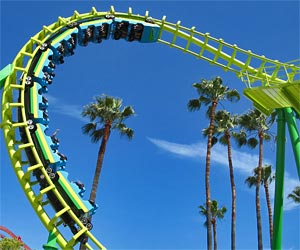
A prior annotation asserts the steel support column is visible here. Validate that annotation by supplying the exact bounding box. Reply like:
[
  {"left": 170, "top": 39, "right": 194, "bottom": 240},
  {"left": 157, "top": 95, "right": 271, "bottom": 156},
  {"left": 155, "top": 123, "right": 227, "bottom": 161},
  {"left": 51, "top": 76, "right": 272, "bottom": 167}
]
[{"left": 272, "top": 109, "right": 286, "bottom": 249}]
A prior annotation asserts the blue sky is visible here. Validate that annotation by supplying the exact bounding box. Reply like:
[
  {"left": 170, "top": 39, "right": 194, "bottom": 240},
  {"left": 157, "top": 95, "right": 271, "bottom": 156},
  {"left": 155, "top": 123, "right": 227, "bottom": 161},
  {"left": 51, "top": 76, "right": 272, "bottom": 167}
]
[{"left": 0, "top": 1, "right": 299, "bottom": 249}]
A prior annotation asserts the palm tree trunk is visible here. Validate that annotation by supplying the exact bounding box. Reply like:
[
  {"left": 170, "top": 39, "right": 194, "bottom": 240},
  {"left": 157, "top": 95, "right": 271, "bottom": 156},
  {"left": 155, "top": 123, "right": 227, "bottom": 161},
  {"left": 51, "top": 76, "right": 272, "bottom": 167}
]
[
  {"left": 205, "top": 101, "right": 217, "bottom": 250},
  {"left": 226, "top": 132, "right": 236, "bottom": 250},
  {"left": 212, "top": 220, "right": 217, "bottom": 250},
  {"left": 80, "top": 122, "right": 111, "bottom": 250},
  {"left": 264, "top": 181, "right": 273, "bottom": 249},
  {"left": 256, "top": 133, "right": 263, "bottom": 250},
  {"left": 89, "top": 122, "right": 111, "bottom": 203}
]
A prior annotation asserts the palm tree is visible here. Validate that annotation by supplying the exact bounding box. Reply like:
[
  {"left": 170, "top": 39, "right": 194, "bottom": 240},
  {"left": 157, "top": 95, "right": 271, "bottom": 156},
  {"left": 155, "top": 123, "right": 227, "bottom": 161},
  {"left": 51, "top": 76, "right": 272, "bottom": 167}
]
[
  {"left": 236, "top": 109, "right": 275, "bottom": 250},
  {"left": 245, "top": 165, "right": 275, "bottom": 249},
  {"left": 199, "top": 200, "right": 227, "bottom": 250},
  {"left": 261, "top": 164, "right": 275, "bottom": 249},
  {"left": 208, "top": 110, "right": 239, "bottom": 250},
  {"left": 188, "top": 76, "right": 239, "bottom": 250},
  {"left": 288, "top": 186, "right": 300, "bottom": 203},
  {"left": 82, "top": 95, "right": 135, "bottom": 204},
  {"left": 80, "top": 95, "right": 135, "bottom": 249}
]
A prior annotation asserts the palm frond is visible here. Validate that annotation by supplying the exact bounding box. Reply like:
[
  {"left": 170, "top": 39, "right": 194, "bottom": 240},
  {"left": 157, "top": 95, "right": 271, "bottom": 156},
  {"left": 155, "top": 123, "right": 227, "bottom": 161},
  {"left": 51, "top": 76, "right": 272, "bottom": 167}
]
[
  {"left": 91, "top": 128, "right": 105, "bottom": 143},
  {"left": 122, "top": 106, "right": 135, "bottom": 118},
  {"left": 114, "top": 123, "right": 134, "bottom": 139},
  {"left": 211, "top": 136, "right": 218, "bottom": 146},
  {"left": 232, "top": 131, "right": 247, "bottom": 147},
  {"left": 199, "top": 96, "right": 211, "bottom": 106},
  {"left": 187, "top": 99, "right": 201, "bottom": 111},
  {"left": 215, "top": 110, "right": 229, "bottom": 121},
  {"left": 120, "top": 127, "right": 134, "bottom": 139},
  {"left": 82, "top": 95, "right": 135, "bottom": 142},
  {"left": 202, "top": 126, "right": 220, "bottom": 137},
  {"left": 103, "top": 95, "right": 115, "bottom": 107},
  {"left": 245, "top": 175, "right": 257, "bottom": 188},
  {"left": 202, "top": 127, "right": 210, "bottom": 137},
  {"left": 193, "top": 82, "right": 207, "bottom": 95},
  {"left": 263, "top": 133, "right": 271, "bottom": 141},
  {"left": 82, "top": 122, "right": 97, "bottom": 135},
  {"left": 247, "top": 137, "right": 258, "bottom": 149},
  {"left": 287, "top": 186, "right": 300, "bottom": 203},
  {"left": 226, "top": 89, "right": 240, "bottom": 102},
  {"left": 199, "top": 204, "right": 207, "bottom": 216},
  {"left": 219, "top": 135, "right": 228, "bottom": 145},
  {"left": 210, "top": 200, "right": 227, "bottom": 219},
  {"left": 261, "top": 164, "right": 275, "bottom": 183}
]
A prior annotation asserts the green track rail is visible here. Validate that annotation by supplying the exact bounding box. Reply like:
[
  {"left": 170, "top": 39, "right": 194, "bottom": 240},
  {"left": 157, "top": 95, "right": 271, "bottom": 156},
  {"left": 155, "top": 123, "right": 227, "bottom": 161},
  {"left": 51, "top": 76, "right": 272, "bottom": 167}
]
[{"left": 1, "top": 6, "right": 299, "bottom": 249}]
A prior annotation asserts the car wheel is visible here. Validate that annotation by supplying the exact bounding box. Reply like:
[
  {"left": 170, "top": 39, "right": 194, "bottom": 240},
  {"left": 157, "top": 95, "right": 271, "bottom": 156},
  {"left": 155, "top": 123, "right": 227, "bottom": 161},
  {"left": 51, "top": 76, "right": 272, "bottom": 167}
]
[
  {"left": 67, "top": 22, "right": 78, "bottom": 28},
  {"left": 81, "top": 217, "right": 88, "bottom": 225},
  {"left": 25, "top": 76, "right": 33, "bottom": 87},
  {"left": 49, "top": 173, "right": 56, "bottom": 179},
  {"left": 105, "top": 14, "right": 114, "bottom": 19},
  {"left": 40, "top": 43, "right": 48, "bottom": 51},
  {"left": 46, "top": 167, "right": 52, "bottom": 173},
  {"left": 86, "top": 223, "right": 93, "bottom": 231}
]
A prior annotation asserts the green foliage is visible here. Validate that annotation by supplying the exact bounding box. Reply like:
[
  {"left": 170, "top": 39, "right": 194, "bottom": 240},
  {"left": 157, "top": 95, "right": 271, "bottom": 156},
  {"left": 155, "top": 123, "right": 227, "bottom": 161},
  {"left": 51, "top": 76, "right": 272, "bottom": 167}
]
[
  {"left": 287, "top": 186, "right": 300, "bottom": 204},
  {"left": 204, "top": 110, "right": 240, "bottom": 146},
  {"left": 202, "top": 110, "right": 241, "bottom": 150},
  {"left": 233, "top": 109, "right": 276, "bottom": 149},
  {"left": 187, "top": 76, "right": 240, "bottom": 113},
  {"left": 238, "top": 109, "right": 275, "bottom": 135},
  {"left": 199, "top": 199, "right": 227, "bottom": 226},
  {"left": 82, "top": 94, "right": 135, "bottom": 143},
  {"left": 245, "top": 165, "right": 275, "bottom": 188},
  {"left": 0, "top": 238, "right": 25, "bottom": 250}
]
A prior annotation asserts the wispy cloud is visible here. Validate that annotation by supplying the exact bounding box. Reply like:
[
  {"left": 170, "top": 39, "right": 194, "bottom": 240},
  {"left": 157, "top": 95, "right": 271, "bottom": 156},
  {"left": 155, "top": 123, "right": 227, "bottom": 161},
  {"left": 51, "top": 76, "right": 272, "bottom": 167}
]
[
  {"left": 147, "top": 137, "right": 263, "bottom": 175},
  {"left": 148, "top": 137, "right": 299, "bottom": 211},
  {"left": 45, "top": 94, "right": 88, "bottom": 122}
]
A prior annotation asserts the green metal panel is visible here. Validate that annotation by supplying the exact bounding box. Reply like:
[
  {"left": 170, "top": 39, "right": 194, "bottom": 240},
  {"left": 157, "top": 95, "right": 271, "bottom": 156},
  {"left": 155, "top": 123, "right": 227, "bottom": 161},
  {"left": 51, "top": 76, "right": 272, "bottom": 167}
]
[
  {"left": 244, "top": 82, "right": 300, "bottom": 115},
  {"left": 57, "top": 173, "right": 82, "bottom": 210},
  {"left": 284, "top": 108, "right": 300, "bottom": 179},
  {"left": 0, "top": 64, "right": 12, "bottom": 89}
]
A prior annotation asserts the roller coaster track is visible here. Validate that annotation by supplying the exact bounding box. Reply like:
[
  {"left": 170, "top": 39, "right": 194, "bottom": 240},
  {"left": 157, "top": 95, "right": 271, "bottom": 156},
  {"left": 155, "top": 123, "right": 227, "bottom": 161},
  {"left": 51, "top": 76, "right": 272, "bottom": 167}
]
[
  {"left": 0, "top": 225, "right": 31, "bottom": 250},
  {"left": 1, "top": 6, "right": 299, "bottom": 250}
]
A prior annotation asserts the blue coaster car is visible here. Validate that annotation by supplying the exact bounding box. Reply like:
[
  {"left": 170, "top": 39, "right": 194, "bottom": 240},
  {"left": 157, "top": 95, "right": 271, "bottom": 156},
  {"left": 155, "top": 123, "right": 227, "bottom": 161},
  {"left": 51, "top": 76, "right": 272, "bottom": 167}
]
[{"left": 111, "top": 17, "right": 160, "bottom": 43}]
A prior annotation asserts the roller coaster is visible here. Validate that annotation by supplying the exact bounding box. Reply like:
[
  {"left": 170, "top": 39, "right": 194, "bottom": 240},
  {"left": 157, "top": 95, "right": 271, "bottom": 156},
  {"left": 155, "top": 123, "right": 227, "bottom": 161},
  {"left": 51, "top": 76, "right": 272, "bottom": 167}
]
[{"left": 0, "top": 6, "right": 299, "bottom": 250}]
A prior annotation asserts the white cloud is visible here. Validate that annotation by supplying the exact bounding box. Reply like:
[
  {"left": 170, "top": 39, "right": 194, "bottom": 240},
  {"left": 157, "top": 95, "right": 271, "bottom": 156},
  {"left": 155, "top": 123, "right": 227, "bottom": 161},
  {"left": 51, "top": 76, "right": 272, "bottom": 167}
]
[
  {"left": 147, "top": 137, "right": 262, "bottom": 175},
  {"left": 148, "top": 137, "right": 300, "bottom": 211},
  {"left": 147, "top": 138, "right": 206, "bottom": 159},
  {"left": 44, "top": 94, "right": 87, "bottom": 122}
]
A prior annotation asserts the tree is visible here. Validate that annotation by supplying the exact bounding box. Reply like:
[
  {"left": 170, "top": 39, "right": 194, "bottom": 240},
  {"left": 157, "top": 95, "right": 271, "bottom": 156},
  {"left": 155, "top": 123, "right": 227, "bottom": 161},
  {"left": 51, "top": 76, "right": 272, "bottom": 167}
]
[
  {"left": 245, "top": 165, "right": 275, "bottom": 249},
  {"left": 288, "top": 186, "right": 300, "bottom": 204},
  {"left": 207, "top": 110, "right": 239, "bottom": 250},
  {"left": 188, "top": 76, "right": 239, "bottom": 250},
  {"left": 237, "top": 109, "right": 275, "bottom": 250},
  {"left": 80, "top": 95, "right": 135, "bottom": 249},
  {"left": 199, "top": 200, "right": 227, "bottom": 250},
  {"left": 0, "top": 238, "right": 26, "bottom": 250}
]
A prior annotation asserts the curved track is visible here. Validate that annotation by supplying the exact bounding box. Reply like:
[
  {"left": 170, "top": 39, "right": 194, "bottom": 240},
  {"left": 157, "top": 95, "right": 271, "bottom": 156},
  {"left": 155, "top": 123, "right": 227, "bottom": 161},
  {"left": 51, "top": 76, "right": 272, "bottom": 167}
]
[
  {"left": 1, "top": 6, "right": 299, "bottom": 250},
  {"left": 0, "top": 226, "right": 31, "bottom": 250}
]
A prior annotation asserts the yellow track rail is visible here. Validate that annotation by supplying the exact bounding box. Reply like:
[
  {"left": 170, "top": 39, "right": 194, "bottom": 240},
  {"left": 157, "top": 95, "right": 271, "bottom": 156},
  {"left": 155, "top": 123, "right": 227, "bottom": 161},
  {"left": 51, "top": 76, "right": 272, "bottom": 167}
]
[
  {"left": 1, "top": 50, "right": 106, "bottom": 249},
  {"left": 1, "top": 6, "right": 299, "bottom": 249}
]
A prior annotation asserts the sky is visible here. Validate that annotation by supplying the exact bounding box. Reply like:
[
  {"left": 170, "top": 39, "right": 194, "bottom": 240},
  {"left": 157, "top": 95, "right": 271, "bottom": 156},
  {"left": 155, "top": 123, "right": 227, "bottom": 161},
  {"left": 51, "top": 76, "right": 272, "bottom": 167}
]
[{"left": 0, "top": 1, "right": 299, "bottom": 250}]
